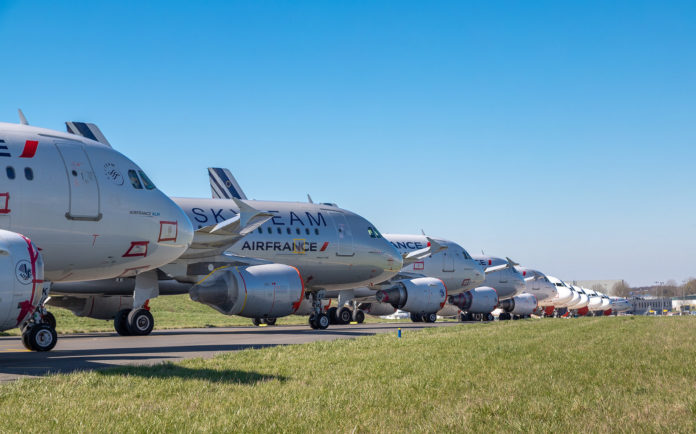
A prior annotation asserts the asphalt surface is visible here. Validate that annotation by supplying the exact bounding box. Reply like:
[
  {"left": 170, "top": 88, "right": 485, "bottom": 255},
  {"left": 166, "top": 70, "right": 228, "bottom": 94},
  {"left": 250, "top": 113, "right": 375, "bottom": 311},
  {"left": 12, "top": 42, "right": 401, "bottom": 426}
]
[{"left": 0, "top": 322, "right": 462, "bottom": 382}]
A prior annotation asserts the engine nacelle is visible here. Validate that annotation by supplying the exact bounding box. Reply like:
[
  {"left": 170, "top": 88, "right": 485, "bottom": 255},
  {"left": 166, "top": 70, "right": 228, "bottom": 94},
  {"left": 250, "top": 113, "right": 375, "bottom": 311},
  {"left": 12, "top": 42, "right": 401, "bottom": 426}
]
[
  {"left": 0, "top": 230, "right": 44, "bottom": 331},
  {"left": 47, "top": 295, "right": 133, "bottom": 320},
  {"left": 375, "top": 277, "right": 447, "bottom": 314},
  {"left": 498, "top": 293, "right": 537, "bottom": 316},
  {"left": 358, "top": 302, "right": 396, "bottom": 317},
  {"left": 449, "top": 287, "right": 498, "bottom": 314},
  {"left": 189, "top": 264, "right": 304, "bottom": 319}
]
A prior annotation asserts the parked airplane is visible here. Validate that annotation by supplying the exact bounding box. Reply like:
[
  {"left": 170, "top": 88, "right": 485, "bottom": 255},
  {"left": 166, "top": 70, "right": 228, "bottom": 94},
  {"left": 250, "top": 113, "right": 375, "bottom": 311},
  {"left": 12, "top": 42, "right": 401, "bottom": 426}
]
[
  {"left": 321, "top": 234, "right": 486, "bottom": 323},
  {"left": 0, "top": 114, "right": 194, "bottom": 350},
  {"left": 49, "top": 168, "right": 404, "bottom": 331}
]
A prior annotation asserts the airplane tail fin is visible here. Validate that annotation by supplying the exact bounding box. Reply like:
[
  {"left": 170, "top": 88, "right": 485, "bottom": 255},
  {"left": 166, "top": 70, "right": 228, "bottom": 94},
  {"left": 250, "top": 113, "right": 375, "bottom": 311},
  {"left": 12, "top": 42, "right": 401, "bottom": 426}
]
[
  {"left": 65, "top": 122, "right": 112, "bottom": 147},
  {"left": 208, "top": 167, "right": 247, "bottom": 200}
]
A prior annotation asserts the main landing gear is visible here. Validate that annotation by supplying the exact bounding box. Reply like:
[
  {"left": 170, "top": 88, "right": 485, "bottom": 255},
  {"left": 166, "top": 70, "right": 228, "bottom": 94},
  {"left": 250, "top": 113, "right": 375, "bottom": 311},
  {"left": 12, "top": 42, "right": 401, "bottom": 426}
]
[
  {"left": 21, "top": 286, "right": 58, "bottom": 352},
  {"left": 252, "top": 317, "right": 277, "bottom": 326},
  {"left": 308, "top": 290, "right": 330, "bottom": 330},
  {"left": 327, "top": 305, "right": 365, "bottom": 325},
  {"left": 410, "top": 312, "right": 437, "bottom": 323}
]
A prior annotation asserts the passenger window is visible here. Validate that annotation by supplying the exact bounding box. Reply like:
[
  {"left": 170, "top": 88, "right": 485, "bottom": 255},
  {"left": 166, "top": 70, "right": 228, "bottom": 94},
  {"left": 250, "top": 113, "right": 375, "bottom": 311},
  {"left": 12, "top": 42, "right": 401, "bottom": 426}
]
[
  {"left": 258, "top": 227, "right": 263, "bottom": 234},
  {"left": 267, "top": 227, "right": 272, "bottom": 234},
  {"left": 24, "top": 167, "right": 33, "bottom": 180},
  {"left": 286, "top": 228, "right": 291, "bottom": 235},
  {"left": 305, "top": 228, "right": 310, "bottom": 235},
  {"left": 277, "top": 228, "right": 282, "bottom": 234},
  {"left": 138, "top": 170, "right": 156, "bottom": 190},
  {"left": 314, "top": 228, "right": 319, "bottom": 235},
  {"left": 296, "top": 228, "right": 301, "bottom": 235},
  {"left": 6, "top": 166, "right": 15, "bottom": 179},
  {"left": 128, "top": 170, "right": 143, "bottom": 189}
]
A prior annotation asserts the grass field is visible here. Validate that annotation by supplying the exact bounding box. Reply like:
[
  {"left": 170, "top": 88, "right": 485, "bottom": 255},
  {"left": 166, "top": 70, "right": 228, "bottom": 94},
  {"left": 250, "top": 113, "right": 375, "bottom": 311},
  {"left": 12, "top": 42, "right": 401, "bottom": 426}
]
[
  {"left": 2, "top": 294, "right": 400, "bottom": 336},
  {"left": 1, "top": 316, "right": 695, "bottom": 432}
]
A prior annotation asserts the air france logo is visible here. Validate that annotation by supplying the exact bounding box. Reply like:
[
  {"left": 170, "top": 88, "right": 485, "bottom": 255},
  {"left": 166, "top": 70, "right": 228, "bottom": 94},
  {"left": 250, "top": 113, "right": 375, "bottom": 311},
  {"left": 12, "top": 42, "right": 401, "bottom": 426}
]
[
  {"left": 103, "top": 162, "right": 124, "bottom": 186},
  {"left": 15, "top": 260, "right": 32, "bottom": 285}
]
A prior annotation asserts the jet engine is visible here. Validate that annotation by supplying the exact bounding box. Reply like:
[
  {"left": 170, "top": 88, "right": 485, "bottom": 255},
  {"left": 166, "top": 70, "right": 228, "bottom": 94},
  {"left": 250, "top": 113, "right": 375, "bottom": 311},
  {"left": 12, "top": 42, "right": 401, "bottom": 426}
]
[
  {"left": 498, "top": 293, "right": 537, "bottom": 316},
  {"left": 189, "top": 264, "right": 304, "bottom": 319},
  {"left": 358, "top": 302, "right": 396, "bottom": 317},
  {"left": 0, "top": 230, "right": 44, "bottom": 331},
  {"left": 448, "top": 287, "right": 498, "bottom": 314},
  {"left": 375, "top": 277, "right": 447, "bottom": 314},
  {"left": 47, "top": 295, "right": 133, "bottom": 320}
]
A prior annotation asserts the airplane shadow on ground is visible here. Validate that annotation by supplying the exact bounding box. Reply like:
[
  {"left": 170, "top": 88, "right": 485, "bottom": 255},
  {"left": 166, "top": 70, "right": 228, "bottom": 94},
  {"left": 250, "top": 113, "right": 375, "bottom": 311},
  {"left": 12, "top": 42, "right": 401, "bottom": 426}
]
[{"left": 96, "top": 363, "right": 286, "bottom": 384}]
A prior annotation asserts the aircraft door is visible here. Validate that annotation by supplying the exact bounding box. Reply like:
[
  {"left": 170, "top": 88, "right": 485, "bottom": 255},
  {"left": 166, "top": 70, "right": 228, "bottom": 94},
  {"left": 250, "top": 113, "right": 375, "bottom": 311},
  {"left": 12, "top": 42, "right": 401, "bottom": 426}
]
[
  {"left": 442, "top": 251, "right": 455, "bottom": 272},
  {"left": 55, "top": 141, "right": 101, "bottom": 220},
  {"left": 330, "top": 211, "right": 354, "bottom": 256}
]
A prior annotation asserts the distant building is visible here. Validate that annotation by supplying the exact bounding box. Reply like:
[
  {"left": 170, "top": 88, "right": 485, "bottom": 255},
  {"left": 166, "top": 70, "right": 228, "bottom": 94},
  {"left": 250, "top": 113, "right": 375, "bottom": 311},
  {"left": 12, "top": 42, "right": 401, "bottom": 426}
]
[
  {"left": 631, "top": 297, "right": 672, "bottom": 315},
  {"left": 671, "top": 295, "right": 696, "bottom": 313},
  {"left": 570, "top": 279, "right": 624, "bottom": 293}
]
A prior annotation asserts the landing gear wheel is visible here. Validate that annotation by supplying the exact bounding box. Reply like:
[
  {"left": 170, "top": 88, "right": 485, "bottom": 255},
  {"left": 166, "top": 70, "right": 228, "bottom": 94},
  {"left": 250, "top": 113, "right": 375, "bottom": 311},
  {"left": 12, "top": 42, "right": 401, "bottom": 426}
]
[
  {"left": 265, "top": 318, "right": 277, "bottom": 326},
  {"left": 327, "top": 307, "right": 338, "bottom": 325},
  {"left": 338, "top": 307, "right": 352, "bottom": 324},
  {"left": 41, "top": 311, "right": 57, "bottom": 329},
  {"left": 114, "top": 309, "right": 131, "bottom": 336},
  {"left": 316, "top": 313, "right": 330, "bottom": 330},
  {"left": 309, "top": 314, "right": 319, "bottom": 330},
  {"left": 127, "top": 308, "right": 154, "bottom": 336},
  {"left": 23, "top": 324, "right": 57, "bottom": 352},
  {"left": 252, "top": 317, "right": 263, "bottom": 327},
  {"left": 486, "top": 313, "right": 494, "bottom": 321},
  {"left": 354, "top": 310, "right": 365, "bottom": 324},
  {"left": 424, "top": 313, "right": 437, "bottom": 323},
  {"left": 410, "top": 313, "right": 423, "bottom": 322}
]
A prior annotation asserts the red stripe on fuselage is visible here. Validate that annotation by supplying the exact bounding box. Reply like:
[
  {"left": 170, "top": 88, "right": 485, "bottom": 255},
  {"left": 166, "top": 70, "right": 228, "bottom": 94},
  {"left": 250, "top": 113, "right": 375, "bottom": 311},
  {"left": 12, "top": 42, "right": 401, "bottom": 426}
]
[{"left": 19, "top": 140, "right": 38, "bottom": 158}]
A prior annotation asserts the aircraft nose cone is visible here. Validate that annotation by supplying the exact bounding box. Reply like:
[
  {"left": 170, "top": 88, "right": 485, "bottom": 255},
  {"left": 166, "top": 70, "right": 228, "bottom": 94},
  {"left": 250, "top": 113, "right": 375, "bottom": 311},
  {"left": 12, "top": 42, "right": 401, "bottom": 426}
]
[{"left": 556, "top": 286, "right": 572, "bottom": 304}]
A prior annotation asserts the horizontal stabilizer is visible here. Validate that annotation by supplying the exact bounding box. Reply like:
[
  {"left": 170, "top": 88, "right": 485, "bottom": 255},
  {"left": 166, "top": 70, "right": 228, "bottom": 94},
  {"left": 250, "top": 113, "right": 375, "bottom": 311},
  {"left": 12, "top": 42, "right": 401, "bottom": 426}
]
[
  {"left": 485, "top": 257, "right": 517, "bottom": 274},
  {"left": 66, "top": 122, "right": 111, "bottom": 147}
]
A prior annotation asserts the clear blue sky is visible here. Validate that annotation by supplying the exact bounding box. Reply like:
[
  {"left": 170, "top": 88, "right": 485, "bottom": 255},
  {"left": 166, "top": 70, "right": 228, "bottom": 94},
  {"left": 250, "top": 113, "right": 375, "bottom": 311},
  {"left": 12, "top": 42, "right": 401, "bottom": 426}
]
[{"left": 1, "top": 1, "right": 694, "bottom": 286}]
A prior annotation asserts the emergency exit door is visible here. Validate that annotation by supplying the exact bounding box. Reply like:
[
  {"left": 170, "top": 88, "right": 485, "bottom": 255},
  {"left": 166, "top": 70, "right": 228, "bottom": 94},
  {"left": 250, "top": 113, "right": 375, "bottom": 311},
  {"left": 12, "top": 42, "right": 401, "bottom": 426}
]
[{"left": 55, "top": 141, "right": 101, "bottom": 220}]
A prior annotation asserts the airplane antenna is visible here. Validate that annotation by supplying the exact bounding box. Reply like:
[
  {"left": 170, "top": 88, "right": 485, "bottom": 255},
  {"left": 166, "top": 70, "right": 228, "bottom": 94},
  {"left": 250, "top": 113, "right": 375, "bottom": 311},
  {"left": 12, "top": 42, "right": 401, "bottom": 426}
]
[
  {"left": 307, "top": 194, "right": 314, "bottom": 204},
  {"left": 17, "top": 109, "right": 28, "bottom": 125}
]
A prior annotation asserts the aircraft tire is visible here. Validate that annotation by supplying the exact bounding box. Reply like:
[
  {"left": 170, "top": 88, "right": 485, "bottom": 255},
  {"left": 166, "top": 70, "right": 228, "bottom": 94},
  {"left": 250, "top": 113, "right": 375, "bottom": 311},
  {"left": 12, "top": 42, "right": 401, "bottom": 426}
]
[
  {"left": 21, "top": 328, "right": 34, "bottom": 350},
  {"left": 316, "top": 313, "right": 330, "bottom": 330},
  {"left": 410, "top": 313, "right": 422, "bottom": 322},
  {"left": 308, "top": 314, "right": 319, "bottom": 330},
  {"left": 265, "top": 317, "right": 277, "bottom": 326},
  {"left": 114, "top": 309, "right": 132, "bottom": 336},
  {"left": 26, "top": 324, "right": 57, "bottom": 352},
  {"left": 42, "top": 311, "right": 57, "bottom": 329},
  {"left": 424, "top": 313, "right": 437, "bottom": 323},
  {"left": 252, "top": 318, "right": 263, "bottom": 326},
  {"left": 338, "top": 307, "right": 352, "bottom": 324},
  {"left": 354, "top": 310, "right": 365, "bottom": 324},
  {"left": 127, "top": 308, "right": 154, "bottom": 336},
  {"left": 486, "top": 313, "right": 494, "bottom": 322}
]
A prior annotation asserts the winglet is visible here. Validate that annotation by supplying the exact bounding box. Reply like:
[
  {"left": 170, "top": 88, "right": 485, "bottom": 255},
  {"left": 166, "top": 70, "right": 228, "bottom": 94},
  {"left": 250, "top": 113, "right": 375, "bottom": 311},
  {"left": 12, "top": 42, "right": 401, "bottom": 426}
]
[
  {"left": 307, "top": 194, "right": 314, "bottom": 204},
  {"left": 232, "top": 197, "right": 273, "bottom": 230},
  {"left": 18, "top": 109, "right": 28, "bottom": 125},
  {"left": 421, "top": 229, "right": 426, "bottom": 235},
  {"left": 402, "top": 236, "right": 447, "bottom": 265},
  {"left": 506, "top": 257, "right": 519, "bottom": 267}
]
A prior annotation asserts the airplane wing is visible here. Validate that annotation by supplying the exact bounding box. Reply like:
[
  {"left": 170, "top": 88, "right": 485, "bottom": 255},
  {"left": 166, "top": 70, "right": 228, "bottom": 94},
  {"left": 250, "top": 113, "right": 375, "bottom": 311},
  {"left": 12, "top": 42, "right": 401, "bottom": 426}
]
[
  {"left": 401, "top": 237, "right": 447, "bottom": 266},
  {"left": 179, "top": 198, "right": 273, "bottom": 259}
]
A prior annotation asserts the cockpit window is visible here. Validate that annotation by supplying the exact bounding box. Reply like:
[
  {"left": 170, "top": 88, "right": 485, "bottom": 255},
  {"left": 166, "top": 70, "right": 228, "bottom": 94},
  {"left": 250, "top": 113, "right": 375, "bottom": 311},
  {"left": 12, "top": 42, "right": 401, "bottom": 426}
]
[
  {"left": 128, "top": 170, "right": 143, "bottom": 189},
  {"left": 138, "top": 170, "right": 156, "bottom": 190},
  {"left": 367, "top": 227, "right": 376, "bottom": 238},
  {"left": 373, "top": 227, "right": 382, "bottom": 238},
  {"left": 462, "top": 249, "right": 472, "bottom": 259}
]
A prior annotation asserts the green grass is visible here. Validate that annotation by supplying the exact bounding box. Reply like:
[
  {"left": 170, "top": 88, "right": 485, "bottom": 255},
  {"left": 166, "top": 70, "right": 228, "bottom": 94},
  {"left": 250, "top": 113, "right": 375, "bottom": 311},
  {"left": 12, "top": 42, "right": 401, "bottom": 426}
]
[
  {"left": 1, "top": 294, "right": 404, "bottom": 335},
  {"left": 1, "top": 317, "right": 695, "bottom": 432}
]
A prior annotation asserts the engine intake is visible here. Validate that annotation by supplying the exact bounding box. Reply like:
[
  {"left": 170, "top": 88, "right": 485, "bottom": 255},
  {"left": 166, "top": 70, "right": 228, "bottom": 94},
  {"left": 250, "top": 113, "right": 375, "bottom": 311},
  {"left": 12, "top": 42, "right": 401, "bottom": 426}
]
[
  {"left": 449, "top": 287, "right": 498, "bottom": 314},
  {"left": 189, "top": 264, "right": 304, "bottom": 319},
  {"left": 375, "top": 277, "right": 446, "bottom": 314}
]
